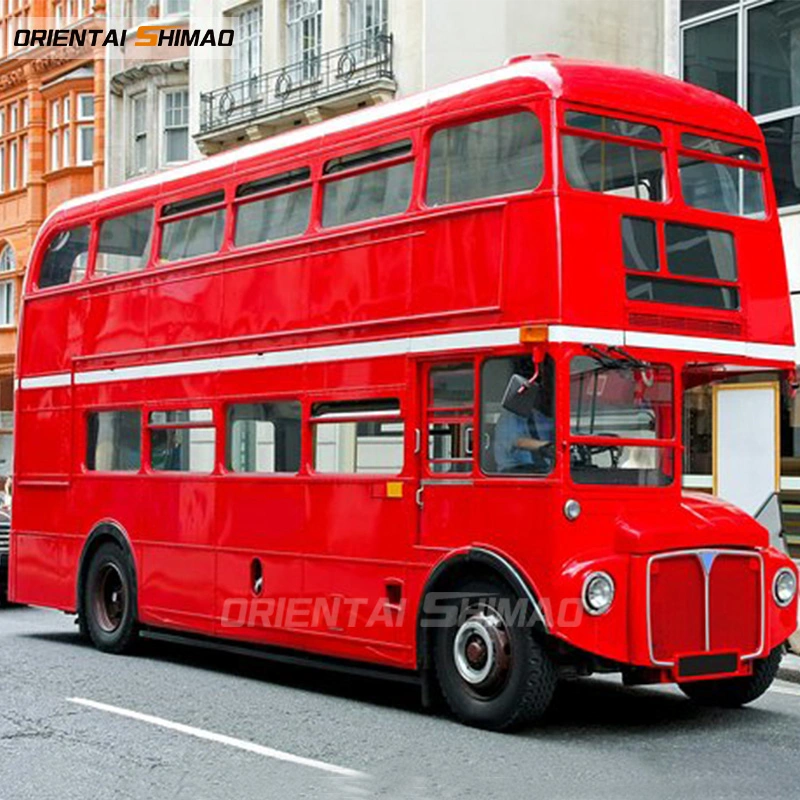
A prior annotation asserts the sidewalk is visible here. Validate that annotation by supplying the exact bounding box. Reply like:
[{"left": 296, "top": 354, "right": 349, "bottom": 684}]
[{"left": 780, "top": 652, "right": 800, "bottom": 685}]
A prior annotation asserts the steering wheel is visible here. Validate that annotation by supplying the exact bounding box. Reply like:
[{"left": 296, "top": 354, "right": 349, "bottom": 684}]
[{"left": 571, "top": 434, "right": 623, "bottom": 468}]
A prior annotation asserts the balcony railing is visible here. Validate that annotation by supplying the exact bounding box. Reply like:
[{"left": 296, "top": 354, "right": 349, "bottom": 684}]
[{"left": 199, "top": 34, "right": 395, "bottom": 135}]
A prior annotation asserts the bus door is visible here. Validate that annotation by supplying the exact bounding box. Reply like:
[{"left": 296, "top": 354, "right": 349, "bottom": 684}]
[{"left": 417, "top": 361, "right": 477, "bottom": 548}]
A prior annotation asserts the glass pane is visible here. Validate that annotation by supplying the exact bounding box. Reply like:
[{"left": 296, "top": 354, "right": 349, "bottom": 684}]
[
  {"left": 562, "top": 135, "right": 664, "bottom": 201},
  {"left": 481, "top": 355, "right": 555, "bottom": 476},
  {"left": 227, "top": 402, "right": 301, "bottom": 473},
  {"left": 160, "top": 208, "right": 225, "bottom": 261},
  {"left": 665, "top": 223, "right": 736, "bottom": 281},
  {"left": 565, "top": 111, "right": 661, "bottom": 142},
  {"left": 684, "top": 384, "right": 713, "bottom": 475},
  {"left": 681, "top": 0, "right": 735, "bottom": 21},
  {"left": 150, "top": 427, "right": 216, "bottom": 472},
  {"left": 430, "top": 364, "right": 473, "bottom": 409},
  {"left": 322, "top": 162, "right": 412, "bottom": 227},
  {"left": 622, "top": 217, "right": 659, "bottom": 272},
  {"left": 96, "top": 208, "right": 153, "bottom": 277},
  {"left": 748, "top": 1, "right": 800, "bottom": 117},
  {"left": 679, "top": 156, "right": 766, "bottom": 218},
  {"left": 760, "top": 115, "right": 800, "bottom": 208},
  {"left": 682, "top": 14, "right": 738, "bottom": 102},
  {"left": 681, "top": 133, "right": 760, "bottom": 163},
  {"left": 570, "top": 356, "right": 674, "bottom": 486},
  {"left": 150, "top": 409, "right": 212, "bottom": 424},
  {"left": 426, "top": 112, "right": 543, "bottom": 206},
  {"left": 627, "top": 275, "right": 740, "bottom": 310},
  {"left": 428, "top": 364, "right": 474, "bottom": 474},
  {"left": 314, "top": 420, "right": 403, "bottom": 474},
  {"left": 165, "top": 127, "right": 188, "bottom": 163},
  {"left": 38, "top": 225, "right": 91, "bottom": 288},
  {"left": 86, "top": 411, "right": 141, "bottom": 471},
  {"left": 235, "top": 186, "right": 311, "bottom": 246}
]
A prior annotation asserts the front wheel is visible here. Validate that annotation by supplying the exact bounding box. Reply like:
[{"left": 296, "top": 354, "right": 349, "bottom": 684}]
[
  {"left": 81, "top": 541, "right": 139, "bottom": 654},
  {"left": 679, "top": 647, "right": 782, "bottom": 707},
  {"left": 432, "top": 578, "right": 557, "bottom": 730}
]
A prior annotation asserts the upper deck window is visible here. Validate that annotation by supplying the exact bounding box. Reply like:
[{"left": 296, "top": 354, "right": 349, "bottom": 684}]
[
  {"left": 679, "top": 152, "right": 765, "bottom": 218},
  {"left": 160, "top": 191, "right": 226, "bottom": 262},
  {"left": 95, "top": 207, "right": 154, "bottom": 278},
  {"left": 38, "top": 225, "right": 91, "bottom": 288},
  {"left": 565, "top": 111, "right": 661, "bottom": 143},
  {"left": 321, "top": 141, "right": 414, "bottom": 228},
  {"left": 562, "top": 111, "right": 664, "bottom": 203},
  {"left": 681, "top": 133, "right": 760, "bottom": 163},
  {"left": 426, "top": 111, "right": 543, "bottom": 206},
  {"left": 235, "top": 167, "right": 311, "bottom": 247}
]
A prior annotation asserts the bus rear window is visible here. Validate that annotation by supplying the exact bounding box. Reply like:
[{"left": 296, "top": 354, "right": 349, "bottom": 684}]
[
  {"left": 679, "top": 155, "right": 765, "bottom": 218},
  {"left": 426, "top": 112, "right": 543, "bottom": 206},
  {"left": 665, "top": 223, "right": 736, "bottom": 281},
  {"left": 38, "top": 225, "right": 91, "bottom": 288}
]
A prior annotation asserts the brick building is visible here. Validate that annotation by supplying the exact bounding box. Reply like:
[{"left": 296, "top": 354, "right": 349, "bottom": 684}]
[{"left": 0, "top": 0, "right": 105, "bottom": 473}]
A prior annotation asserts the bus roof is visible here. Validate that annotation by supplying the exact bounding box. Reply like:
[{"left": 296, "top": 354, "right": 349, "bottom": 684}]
[{"left": 52, "top": 56, "right": 759, "bottom": 223}]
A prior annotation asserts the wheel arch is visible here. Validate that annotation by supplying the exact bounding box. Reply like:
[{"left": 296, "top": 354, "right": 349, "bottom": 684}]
[
  {"left": 415, "top": 546, "right": 549, "bottom": 671},
  {"left": 76, "top": 519, "right": 139, "bottom": 619}
]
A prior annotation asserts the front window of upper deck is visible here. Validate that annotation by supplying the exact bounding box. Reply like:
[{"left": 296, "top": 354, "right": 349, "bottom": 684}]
[
  {"left": 679, "top": 133, "right": 766, "bottom": 219},
  {"left": 561, "top": 111, "right": 666, "bottom": 202},
  {"left": 569, "top": 354, "right": 674, "bottom": 486}
]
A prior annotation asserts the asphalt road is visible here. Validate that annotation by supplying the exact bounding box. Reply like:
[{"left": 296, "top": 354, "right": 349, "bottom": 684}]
[{"left": 1, "top": 606, "right": 800, "bottom": 800}]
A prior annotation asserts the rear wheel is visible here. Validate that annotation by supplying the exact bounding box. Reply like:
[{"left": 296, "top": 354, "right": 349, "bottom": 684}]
[
  {"left": 679, "top": 647, "right": 782, "bottom": 707},
  {"left": 432, "top": 577, "right": 557, "bottom": 730},
  {"left": 81, "top": 541, "right": 139, "bottom": 654}
]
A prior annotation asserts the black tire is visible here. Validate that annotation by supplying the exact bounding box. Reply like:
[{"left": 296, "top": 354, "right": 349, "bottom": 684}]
[
  {"left": 81, "top": 541, "right": 139, "bottom": 654},
  {"left": 432, "top": 577, "right": 557, "bottom": 731},
  {"left": 679, "top": 647, "right": 782, "bottom": 707}
]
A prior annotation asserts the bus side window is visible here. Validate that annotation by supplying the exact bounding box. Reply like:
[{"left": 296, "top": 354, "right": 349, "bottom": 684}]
[
  {"left": 38, "top": 225, "right": 91, "bottom": 288},
  {"left": 426, "top": 112, "right": 543, "bottom": 207},
  {"left": 95, "top": 207, "right": 154, "bottom": 278},
  {"left": 427, "top": 364, "right": 474, "bottom": 474},
  {"left": 311, "top": 399, "right": 404, "bottom": 474},
  {"left": 149, "top": 409, "right": 216, "bottom": 473},
  {"left": 86, "top": 410, "right": 141, "bottom": 471},
  {"left": 322, "top": 140, "right": 414, "bottom": 228},
  {"left": 227, "top": 401, "right": 301, "bottom": 473},
  {"left": 160, "top": 191, "right": 226, "bottom": 263}
]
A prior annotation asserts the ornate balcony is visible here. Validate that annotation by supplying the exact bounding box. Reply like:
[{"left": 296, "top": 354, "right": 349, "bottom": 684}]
[{"left": 196, "top": 34, "right": 396, "bottom": 151}]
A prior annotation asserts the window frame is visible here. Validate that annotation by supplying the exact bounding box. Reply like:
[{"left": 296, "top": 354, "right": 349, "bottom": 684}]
[
  {"left": 157, "top": 190, "right": 228, "bottom": 265},
  {"left": 559, "top": 105, "right": 668, "bottom": 203},
  {"left": 85, "top": 408, "right": 143, "bottom": 474},
  {"left": 161, "top": 88, "right": 190, "bottom": 166},
  {"left": 146, "top": 407, "right": 217, "bottom": 475},
  {"left": 91, "top": 204, "right": 156, "bottom": 281}
]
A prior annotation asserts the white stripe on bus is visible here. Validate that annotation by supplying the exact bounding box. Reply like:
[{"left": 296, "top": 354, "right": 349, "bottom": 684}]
[{"left": 16, "top": 325, "right": 795, "bottom": 391}]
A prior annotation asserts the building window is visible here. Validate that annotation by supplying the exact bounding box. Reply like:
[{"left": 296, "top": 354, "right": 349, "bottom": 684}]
[
  {"left": 163, "top": 89, "right": 189, "bottom": 164},
  {"left": 130, "top": 93, "right": 147, "bottom": 175},
  {"left": 164, "top": 0, "right": 189, "bottom": 15},
  {"left": 0, "top": 244, "right": 15, "bottom": 327},
  {"left": 286, "top": 0, "right": 322, "bottom": 83},
  {"left": 9, "top": 140, "right": 17, "bottom": 190},
  {"left": 347, "top": 0, "right": 387, "bottom": 60},
  {"left": 0, "top": 146, "right": 4, "bottom": 193},
  {"left": 231, "top": 4, "right": 262, "bottom": 84},
  {"left": 680, "top": 0, "right": 800, "bottom": 208},
  {"left": 77, "top": 124, "right": 94, "bottom": 165}
]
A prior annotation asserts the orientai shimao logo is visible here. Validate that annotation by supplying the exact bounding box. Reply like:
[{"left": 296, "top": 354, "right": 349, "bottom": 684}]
[{"left": 14, "top": 25, "right": 234, "bottom": 49}]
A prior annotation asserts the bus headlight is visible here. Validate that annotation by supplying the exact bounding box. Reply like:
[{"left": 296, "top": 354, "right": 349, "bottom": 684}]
[
  {"left": 773, "top": 568, "right": 797, "bottom": 607},
  {"left": 583, "top": 572, "right": 615, "bottom": 616}
]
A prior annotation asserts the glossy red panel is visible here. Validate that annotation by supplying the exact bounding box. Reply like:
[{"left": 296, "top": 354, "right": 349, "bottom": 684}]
[
  {"left": 650, "top": 556, "right": 705, "bottom": 662},
  {"left": 709, "top": 554, "right": 761, "bottom": 655}
]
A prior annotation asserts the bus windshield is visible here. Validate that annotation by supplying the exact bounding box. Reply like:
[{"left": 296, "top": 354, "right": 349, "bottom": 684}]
[{"left": 569, "top": 355, "right": 674, "bottom": 486}]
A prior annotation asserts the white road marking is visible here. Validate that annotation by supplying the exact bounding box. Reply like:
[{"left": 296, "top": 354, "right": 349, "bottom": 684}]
[
  {"left": 769, "top": 682, "right": 800, "bottom": 698},
  {"left": 67, "top": 697, "right": 365, "bottom": 778}
]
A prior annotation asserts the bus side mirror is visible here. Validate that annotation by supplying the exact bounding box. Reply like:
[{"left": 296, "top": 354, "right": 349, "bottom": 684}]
[{"left": 501, "top": 374, "right": 540, "bottom": 418}]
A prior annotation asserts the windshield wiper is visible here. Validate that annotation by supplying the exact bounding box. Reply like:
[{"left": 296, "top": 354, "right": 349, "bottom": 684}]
[{"left": 608, "top": 346, "right": 650, "bottom": 370}]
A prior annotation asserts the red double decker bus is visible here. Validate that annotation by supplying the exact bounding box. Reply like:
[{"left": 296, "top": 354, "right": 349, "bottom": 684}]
[{"left": 9, "top": 55, "right": 799, "bottom": 730}]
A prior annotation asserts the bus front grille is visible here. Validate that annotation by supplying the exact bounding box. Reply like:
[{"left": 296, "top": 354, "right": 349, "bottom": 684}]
[{"left": 647, "top": 550, "right": 763, "bottom": 666}]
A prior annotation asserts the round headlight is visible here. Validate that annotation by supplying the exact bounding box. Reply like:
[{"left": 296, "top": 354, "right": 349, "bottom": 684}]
[
  {"left": 564, "top": 499, "right": 582, "bottom": 521},
  {"left": 773, "top": 568, "right": 797, "bottom": 607},
  {"left": 583, "top": 572, "right": 615, "bottom": 616}
]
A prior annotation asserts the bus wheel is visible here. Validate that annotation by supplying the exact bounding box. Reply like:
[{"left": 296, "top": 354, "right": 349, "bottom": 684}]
[
  {"left": 432, "top": 577, "right": 557, "bottom": 730},
  {"left": 82, "top": 542, "right": 138, "bottom": 654},
  {"left": 678, "top": 647, "right": 782, "bottom": 708}
]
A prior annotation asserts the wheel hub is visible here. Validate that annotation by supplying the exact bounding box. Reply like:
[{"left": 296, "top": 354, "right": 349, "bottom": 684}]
[
  {"left": 452, "top": 605, "right": 511, "bottom": 695},
  {"left": 93, "top": 563, "right": 126, "bottom": 634}
]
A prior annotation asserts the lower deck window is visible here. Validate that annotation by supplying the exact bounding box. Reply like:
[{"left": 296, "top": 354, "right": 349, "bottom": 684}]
[
  {"left": 86, "top": 411, "right": 141, "bottom": 471},
  {"left": 227, "top": 402, "right": 301, "bottom": 473},
  {"left": 312, "top": 399, "right": 403, "bottom": 474},
  {"left": 149, "top": 409, "right": 215, "bottom": 473}
]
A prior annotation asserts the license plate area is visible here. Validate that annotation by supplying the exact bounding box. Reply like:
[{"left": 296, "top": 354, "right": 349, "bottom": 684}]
[{"left": 677, "top": 652, "right": 739, "bottom": 679}]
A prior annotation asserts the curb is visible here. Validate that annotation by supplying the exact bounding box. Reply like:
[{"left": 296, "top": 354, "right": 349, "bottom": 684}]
[{"left": 779, "top": 652, "right": 800, "bottom": 686}]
